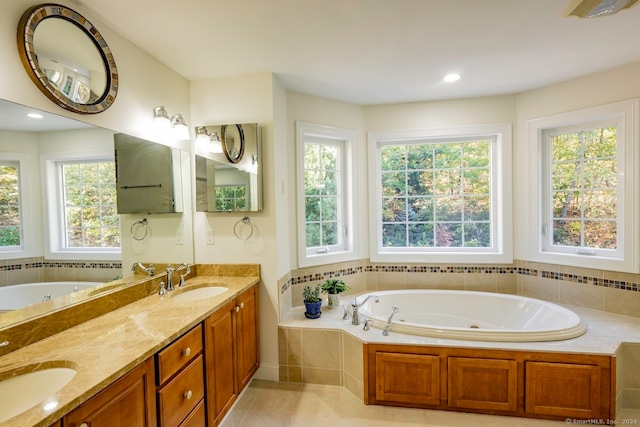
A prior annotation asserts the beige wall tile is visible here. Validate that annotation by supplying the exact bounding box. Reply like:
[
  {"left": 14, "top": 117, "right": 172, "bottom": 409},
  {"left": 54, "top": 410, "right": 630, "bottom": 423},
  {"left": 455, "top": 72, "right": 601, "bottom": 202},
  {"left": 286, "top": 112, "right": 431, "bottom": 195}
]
[
  {"left": 278, "top": 327, "right": 288, "bottom": 364},
  {"left": 288, "top": 366, "right": 302, "bottom": 382},
  {"left": 375, "top": 272, "right": 405, "bottom": 290},
  {"left": 558, "top": 281, "right": 604, "bottom": 311},
  {"left": 621, "top": 343, "right": 640, "bottom": 389},
  {"left": 302, "top": 367, "right": 341, "bottom": 385},
  {"left": 342, "top": 333, "right": 363, "bottom": 381},
  {"left": 463, "top": 273, "right": 497, "bottom": 292},
  {"left": 604, "top": 288, "right": 640, "bottom": 319},
  {"left": 286, "top": 328, "right": 302, "bottom": 366},
  {"left": 496, "top": 275, "right": 517, "bottom": 294},
  {"left": 343, "top": 372, "right": 364, "bottom": 401},
  {"left": 519, "top": 276, "right": 559, "bottom": 302},
  {"left": 301, "top": 329, "right": 341, "bottom": 369}
]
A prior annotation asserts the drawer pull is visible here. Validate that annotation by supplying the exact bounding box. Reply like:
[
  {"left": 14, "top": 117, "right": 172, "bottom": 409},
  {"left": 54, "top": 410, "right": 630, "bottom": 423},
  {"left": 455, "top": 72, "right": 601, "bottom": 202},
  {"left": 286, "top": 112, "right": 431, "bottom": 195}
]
[
  {"left": 79, "top": 424, "right": 88, "bottom": 427},
  {"left": 240, "top": 302, "right": 245, "bottom": 309},
  {"left": 183, "top": 347, "right": 191, "bottom": 357},
  {"left": 235, "top": 306, "right": 240, "bottom": 313},
  {"left": 184, "top": 390, "right": 193, "bottom": 400}
]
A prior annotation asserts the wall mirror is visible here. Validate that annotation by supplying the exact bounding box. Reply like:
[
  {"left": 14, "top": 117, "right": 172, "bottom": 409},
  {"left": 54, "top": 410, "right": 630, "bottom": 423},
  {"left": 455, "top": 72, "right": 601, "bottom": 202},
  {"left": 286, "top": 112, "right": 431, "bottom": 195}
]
[
  {"left": 0, "top": 98, "right": 193, "bottom": 327},
  {"left": 16, "top": 3, "right": 118, "bottom": 114},
  {"left": 195, "top": 123, "right": 263, "bottom": 212}
]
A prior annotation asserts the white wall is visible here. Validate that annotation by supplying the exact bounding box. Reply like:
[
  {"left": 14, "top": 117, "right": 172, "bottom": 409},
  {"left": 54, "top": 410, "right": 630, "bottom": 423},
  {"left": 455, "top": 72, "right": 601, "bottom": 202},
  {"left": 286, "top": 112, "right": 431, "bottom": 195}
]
[
  {"left": 514, "top": 61, "right": 640, "bottom": 260},
  {"left": 189, "top": 73, "right": 280, "bottom": 380}
]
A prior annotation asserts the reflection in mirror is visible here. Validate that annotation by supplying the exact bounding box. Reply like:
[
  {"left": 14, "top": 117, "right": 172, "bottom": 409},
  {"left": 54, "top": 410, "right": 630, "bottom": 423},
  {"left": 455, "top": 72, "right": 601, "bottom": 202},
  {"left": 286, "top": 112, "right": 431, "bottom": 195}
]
[
  {"left": 0, "top": 99, "right": 193, "bottom": 327},
  {"left": 195, "top": 123, "right": 262, "bottom": 212},
  {"left": 17, "top": 4, "right": 119, "bottom": 114}
]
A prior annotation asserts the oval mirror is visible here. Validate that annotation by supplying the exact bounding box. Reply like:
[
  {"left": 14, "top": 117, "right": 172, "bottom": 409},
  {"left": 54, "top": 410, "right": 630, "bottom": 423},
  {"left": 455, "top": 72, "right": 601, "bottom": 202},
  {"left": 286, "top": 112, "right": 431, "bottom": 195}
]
[
  {"left": 221, "top": 124, "right": 245, "bottom": 163},
  {"left": 17, "top": 4, "right": 119, "bottom": 114}
]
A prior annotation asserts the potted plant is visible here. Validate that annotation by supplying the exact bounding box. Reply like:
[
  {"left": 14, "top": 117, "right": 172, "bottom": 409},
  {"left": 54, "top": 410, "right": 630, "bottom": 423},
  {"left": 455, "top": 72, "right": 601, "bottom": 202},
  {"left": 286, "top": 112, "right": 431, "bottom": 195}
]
[
  {"left": 302, "top": 285, "right": 322, "bottom": 319},
  {"left": 320, "top": 278, "right": 351, "bottom": 309}
]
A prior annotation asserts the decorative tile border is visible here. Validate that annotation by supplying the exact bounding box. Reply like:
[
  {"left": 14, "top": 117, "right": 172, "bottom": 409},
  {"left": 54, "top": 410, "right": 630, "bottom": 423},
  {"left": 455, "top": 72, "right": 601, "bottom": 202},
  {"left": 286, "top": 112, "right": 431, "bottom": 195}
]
[
  {"left": 280, "top": 261, "right": 640, "bottom": 294},
  {"left": 1, "top": 259, "right": 122, "bottom": 271}
]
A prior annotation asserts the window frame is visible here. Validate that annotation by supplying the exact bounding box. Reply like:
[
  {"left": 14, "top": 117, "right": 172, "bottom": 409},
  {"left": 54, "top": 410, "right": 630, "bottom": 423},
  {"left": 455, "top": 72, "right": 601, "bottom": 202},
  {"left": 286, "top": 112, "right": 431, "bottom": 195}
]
[
  {"left": 368, "top": 124, "right": 513, "bottom": 263},
  {"left": 296, "top": 121, "right": 359, "bottom": 268},
  {"left": 42, "top": 150, "right": 121, "bottom": 261},
  {"left": 529, "top": 99, "right": 639, "bottom": 273},
  {"left": 0, "top": 153, "right": 32, "bottom": 259}
]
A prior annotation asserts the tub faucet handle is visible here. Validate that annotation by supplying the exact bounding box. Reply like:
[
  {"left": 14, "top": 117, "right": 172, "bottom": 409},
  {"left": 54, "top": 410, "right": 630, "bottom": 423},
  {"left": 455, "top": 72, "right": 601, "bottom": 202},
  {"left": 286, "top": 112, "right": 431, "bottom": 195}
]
[
  {"left": 382, "top": 306, "right": 399, "bottom": 336},
  {"left": 342, "top": 305, "right": 350, "bottom": 320},
  {"left": 363, "top": 319, "right": 370, "bottom": 331}
]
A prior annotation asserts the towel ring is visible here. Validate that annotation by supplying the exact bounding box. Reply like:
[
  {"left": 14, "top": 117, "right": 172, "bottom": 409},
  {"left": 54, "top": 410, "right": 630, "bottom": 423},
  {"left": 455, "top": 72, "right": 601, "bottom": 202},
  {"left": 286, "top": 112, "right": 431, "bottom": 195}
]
[
  {"left": 131, "top": 218, "right": 148, "bottom": 241},
  {"left": 233, "top": 216, "right": 255, "bottom": 240}
]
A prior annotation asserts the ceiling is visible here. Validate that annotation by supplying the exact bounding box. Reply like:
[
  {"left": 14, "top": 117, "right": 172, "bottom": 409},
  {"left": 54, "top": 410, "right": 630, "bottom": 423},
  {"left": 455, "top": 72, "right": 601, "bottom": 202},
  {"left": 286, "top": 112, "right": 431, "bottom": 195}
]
[{"left": 72, "top": 0, "right": 640, "bottom": 106}]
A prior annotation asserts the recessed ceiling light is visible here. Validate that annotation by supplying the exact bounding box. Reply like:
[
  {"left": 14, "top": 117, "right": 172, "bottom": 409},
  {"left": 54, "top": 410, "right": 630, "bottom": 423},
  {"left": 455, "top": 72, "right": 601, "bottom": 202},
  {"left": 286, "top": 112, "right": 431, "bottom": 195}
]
[
  {"left": 443, "top": 73, "right": 461, "bottom": 83},
  {"left": 26, "top": 112, "right": 44, "bottom": 119}
]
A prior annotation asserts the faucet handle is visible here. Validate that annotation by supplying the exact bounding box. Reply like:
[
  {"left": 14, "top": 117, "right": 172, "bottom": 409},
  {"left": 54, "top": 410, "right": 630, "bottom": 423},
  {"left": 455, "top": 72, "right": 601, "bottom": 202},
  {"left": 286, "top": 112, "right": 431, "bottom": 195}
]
[
  {"left": 342, "top": 305, "right": 350, "bottom": 320},
  {"left": 159, "top": 281, "right": 167, "bottom": 295}
]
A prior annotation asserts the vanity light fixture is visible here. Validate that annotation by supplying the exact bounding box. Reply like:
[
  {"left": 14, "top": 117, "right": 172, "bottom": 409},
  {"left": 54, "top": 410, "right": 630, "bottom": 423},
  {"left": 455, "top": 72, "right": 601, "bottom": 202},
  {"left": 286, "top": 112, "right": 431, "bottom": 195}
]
[
  {"left": 171, "top": 113, "right": 190, "bottom": 140},
  {"left": 564, "top": 0, "right": 639, "bottom": 17},
  {"left": 195, "top": 126, "right": 223, "bottom": 153},
  {"left": 152, "top": 105, "right": 171, "bottom": 130}
]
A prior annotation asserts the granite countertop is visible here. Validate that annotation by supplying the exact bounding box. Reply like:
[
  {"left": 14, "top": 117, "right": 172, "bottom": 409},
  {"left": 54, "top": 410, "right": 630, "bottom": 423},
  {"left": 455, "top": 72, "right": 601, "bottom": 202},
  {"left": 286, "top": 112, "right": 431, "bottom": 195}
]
[
  {"left": 281, "top": 291, "right": 640, "bottom": 355},
  {"left": 0, "top": 275, "right": 260, "bottom": 427}
]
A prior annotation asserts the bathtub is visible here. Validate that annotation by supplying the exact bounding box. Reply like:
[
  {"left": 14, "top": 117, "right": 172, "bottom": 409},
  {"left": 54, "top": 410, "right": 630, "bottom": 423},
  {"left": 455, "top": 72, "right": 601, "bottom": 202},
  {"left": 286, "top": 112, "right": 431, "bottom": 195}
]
[
  {"left": 0, "top": 282, "right": 101, "bottom": 311},
  {"left": 356, "top": 290, "right": 587, "bottom": 342}
]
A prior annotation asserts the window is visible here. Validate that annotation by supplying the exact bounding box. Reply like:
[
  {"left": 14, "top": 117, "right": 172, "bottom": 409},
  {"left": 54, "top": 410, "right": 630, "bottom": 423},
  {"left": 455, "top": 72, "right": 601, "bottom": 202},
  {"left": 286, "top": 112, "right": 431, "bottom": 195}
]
[
  {"left": 0, "top": 154, "right": 31, "bottom": 257},
  {"left": 43, "top": 152, "right": 121, "bottom": 260},
  {"left": 530, "top": 99, "right": 639, "bottom": 272},
  {"left": 368, "top": 124, "right": 512, "bottom": 263},
  {"left": 215, "top": 185, "right": 246, "bottom": 211},
  {"left": 296, "top": 122, "right": 358, "bottom": 267}
]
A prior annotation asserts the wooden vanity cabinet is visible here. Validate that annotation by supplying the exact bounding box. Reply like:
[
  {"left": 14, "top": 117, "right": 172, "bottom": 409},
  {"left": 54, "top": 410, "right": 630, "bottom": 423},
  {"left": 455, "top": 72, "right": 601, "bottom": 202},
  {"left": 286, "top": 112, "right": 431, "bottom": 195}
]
[
  {"left": 63, "top": 358, "right": 157, "bottom": 427},
  {"left": 204, "top": 285, "right": 259, "bottom": 426},
  {"left": 365, "top": 344, "right": 614, "bottom": 421},
  {"left": 155, "top": 324, "right": 205, "bottom": 427}
]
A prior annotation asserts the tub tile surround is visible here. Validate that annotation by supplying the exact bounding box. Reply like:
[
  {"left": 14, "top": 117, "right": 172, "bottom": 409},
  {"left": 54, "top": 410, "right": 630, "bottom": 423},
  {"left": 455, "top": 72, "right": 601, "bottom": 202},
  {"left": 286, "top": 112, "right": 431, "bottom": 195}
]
[
  {"left": 0, "top": 264, "right": 260, "bottom": 427},
  {"left": 279, "top": 258, "right": 640, "bottom": 416},
  {"left": 0, "top": 257, "right": 122, "bottom": 288}
]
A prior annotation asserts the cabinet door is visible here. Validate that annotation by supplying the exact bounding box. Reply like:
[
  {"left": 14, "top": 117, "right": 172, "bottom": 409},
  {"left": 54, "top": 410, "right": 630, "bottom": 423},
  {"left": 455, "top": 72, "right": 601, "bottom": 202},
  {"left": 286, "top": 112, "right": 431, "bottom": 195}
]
[
  {"left": 64, "top": 358, "right": 156, "bottom": 427},
  {"left": 236, "top": 285, "right": 259, "bottom": 392},
  {"left": 204, "top": 299, "right": 237, "bottom": 426},
  {"left": 375, "top": 352, "right": 440, "bottom": 405},
  {"left": 448, "top": 357, "right": 518, "bottom": 413},
  {"left": 526, "top": 361, "right": 602, "bottom": 419}
]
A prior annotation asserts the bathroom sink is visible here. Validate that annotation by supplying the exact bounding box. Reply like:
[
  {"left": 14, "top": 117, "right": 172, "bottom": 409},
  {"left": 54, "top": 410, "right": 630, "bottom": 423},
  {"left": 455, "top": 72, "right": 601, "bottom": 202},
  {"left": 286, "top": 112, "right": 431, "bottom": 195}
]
[
  {"left": 171, "top": 284, "right": 229, "bottom": 302},
  {"left": 0, "top": 365, "right": 76, "bottom": 423}
]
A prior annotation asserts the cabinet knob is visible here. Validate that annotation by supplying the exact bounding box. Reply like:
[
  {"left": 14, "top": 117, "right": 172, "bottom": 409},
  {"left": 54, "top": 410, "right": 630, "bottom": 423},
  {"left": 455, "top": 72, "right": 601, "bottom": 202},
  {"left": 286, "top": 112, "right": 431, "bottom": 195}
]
[
  {"left": 184, "top": 390, "right": 193, "bottom": 400},
  {"left": 235, "top": 306, "right": 240, "bottom": 313},
  {"left": 240, "top": 302, "right": 245, "bottom": 309},
  {"left": 182, "top": 347, "right": 191, "bottom": 357},
  {"left": 79, "top": 424, "right": 88, "bottom": 427}
]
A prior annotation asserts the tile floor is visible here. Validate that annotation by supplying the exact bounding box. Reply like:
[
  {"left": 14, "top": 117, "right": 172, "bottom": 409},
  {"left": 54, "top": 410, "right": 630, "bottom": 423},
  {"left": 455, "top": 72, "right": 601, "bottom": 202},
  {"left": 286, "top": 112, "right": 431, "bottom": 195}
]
[{"left": 221, "top": 380, "right": 640, "bottom": 427}]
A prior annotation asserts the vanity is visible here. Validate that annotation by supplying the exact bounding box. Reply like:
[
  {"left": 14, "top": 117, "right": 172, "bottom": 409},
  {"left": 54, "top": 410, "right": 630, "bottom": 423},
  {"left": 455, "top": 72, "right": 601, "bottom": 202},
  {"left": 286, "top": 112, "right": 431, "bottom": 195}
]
[{"left": 0, "top": 265, "right": 260, "bottom": 427}]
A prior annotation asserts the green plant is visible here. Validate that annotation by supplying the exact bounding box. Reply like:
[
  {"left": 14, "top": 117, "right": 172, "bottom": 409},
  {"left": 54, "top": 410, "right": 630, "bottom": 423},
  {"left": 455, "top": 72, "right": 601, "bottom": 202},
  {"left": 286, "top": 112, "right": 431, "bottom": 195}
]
[
  {"left": 320, "top": 278, "right": 350, "bottom": 295},
  {"left": 302, "top": 285, "right": 322, "bottom": 303}
]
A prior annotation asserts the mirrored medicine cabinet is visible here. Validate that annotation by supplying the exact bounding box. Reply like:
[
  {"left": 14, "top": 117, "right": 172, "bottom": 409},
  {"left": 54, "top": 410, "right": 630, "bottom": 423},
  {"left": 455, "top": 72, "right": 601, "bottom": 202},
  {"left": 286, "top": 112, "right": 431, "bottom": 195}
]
[{"left": 195, "top": 123, "right": 263, "bottom": 212}]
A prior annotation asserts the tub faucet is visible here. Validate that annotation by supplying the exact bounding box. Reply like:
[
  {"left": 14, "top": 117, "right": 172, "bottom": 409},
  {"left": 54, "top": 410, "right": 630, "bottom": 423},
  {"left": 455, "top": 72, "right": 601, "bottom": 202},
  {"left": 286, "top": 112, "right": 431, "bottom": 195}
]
[
  {"left": 382, "top": 306, "right": 399, "bottom": 336},
  {"left": 176, "top": 263, "right": 191, "bottom": 287},
  {"left": 131, "top": 262, "right": 155, "bottom": 276},
  {"left": 351, "top": 294, "right": 379, "bottom": 325}
]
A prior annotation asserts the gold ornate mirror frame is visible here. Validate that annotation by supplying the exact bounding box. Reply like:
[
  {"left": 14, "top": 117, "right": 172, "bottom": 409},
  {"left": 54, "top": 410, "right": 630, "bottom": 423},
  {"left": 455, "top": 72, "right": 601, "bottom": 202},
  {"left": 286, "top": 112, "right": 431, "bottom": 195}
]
[{"left": 17, "top": 3, "right": 119, "bottom": 114}]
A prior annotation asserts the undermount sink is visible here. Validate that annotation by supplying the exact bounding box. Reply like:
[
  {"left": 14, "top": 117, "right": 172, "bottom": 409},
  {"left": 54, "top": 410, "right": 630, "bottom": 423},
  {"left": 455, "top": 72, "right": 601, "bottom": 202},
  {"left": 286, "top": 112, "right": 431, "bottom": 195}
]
[
  {"left": 0, "top": 364, "right": 76, "bottom": 423},
  {"left": 171, "top": 284, "right": 229, "bottom": 302}
]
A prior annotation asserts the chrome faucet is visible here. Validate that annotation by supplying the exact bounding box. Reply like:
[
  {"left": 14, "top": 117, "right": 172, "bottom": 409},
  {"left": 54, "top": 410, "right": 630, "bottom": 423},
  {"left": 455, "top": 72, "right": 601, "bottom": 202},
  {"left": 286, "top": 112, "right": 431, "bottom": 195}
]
[
  {"left": 165, "top": 266, "right": 176, "bottom": 291},
  {"left": 382, "top": 306, "right": 399, "bottom": 336},
  {"left": 351, "top": 294, "right": 379, "bottom": 325},
  {"left": 131, "top": 262, "right": 155, "bottom": 276},
  {"left": 175, "top": 263, "right": 191, "bottom": 287}
]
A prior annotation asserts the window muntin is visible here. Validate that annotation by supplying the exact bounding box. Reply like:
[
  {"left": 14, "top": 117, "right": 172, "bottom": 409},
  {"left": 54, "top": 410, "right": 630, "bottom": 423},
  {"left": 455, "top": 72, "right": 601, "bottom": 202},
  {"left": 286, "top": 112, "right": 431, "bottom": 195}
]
[
  {"left": 215, "top": 185, "right": 246, "bottom": 211},
  {"left": 369, "top": 124, "right": 512, "bottom": 263},
  {"left": 0, "top": 161, "right": 22, "bottom": 249},
  {"left": 544, "top": 125, "right": 618, "bottom": 253},
  {"left": 380, "top": 139, "right": 492, "bottom": 249},
  {"left": 296, "top": 122, "right": 358, "bottom": 268},
  {"left": 60, "top": 160, "right": 120, "bottom": 249}
]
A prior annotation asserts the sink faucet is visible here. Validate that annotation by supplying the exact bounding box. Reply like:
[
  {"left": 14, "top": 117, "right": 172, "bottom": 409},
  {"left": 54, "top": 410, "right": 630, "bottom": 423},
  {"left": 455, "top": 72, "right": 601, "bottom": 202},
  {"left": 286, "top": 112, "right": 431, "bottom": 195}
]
[
  {"left": 351, "top": 294, "right": 379, "bottom": 325},
  {"left": 131, "top": 262, "right": 155, "bottom": 276},
  {"left": 175, "top": 263, "right": 191, "bottom": 287},
  {"left": 165, "top": 266, "right": 176, "bottom": 291}
]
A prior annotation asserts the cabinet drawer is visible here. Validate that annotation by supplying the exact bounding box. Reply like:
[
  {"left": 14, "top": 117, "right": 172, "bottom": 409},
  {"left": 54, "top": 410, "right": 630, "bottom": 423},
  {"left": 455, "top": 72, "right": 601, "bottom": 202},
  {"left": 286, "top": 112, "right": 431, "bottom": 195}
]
[
  {"left": 179, "top": 399, "right": 206, "bottom": 427},
  {"left": 157, "top": 355, "right": 205, "bottom": 427},
  {"left": 157, "top": 324, "right": 203, "bottom": 385}
]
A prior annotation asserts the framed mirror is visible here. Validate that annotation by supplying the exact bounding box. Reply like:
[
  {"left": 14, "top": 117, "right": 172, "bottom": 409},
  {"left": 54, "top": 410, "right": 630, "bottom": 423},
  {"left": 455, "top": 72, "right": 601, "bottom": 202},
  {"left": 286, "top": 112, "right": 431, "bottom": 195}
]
[
  {"left": 16, "top": 4, "right": 119, "bottom": 114},
  {"left": 221, "top": 124, "right": 245, "bottom": 163},
  {"left": 195, "top": 123, "right": 262, "bottom": 212}
]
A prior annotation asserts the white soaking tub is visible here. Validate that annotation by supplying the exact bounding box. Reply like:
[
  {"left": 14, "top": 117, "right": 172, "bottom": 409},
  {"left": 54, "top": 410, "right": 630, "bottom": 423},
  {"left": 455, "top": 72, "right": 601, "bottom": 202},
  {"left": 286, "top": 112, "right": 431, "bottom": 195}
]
[
  {"left": 356, "top": 290, "right": 587, "bottom": 342},
  {"left": 0, "top": 282, "right": 101, "bottom": 311}
]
